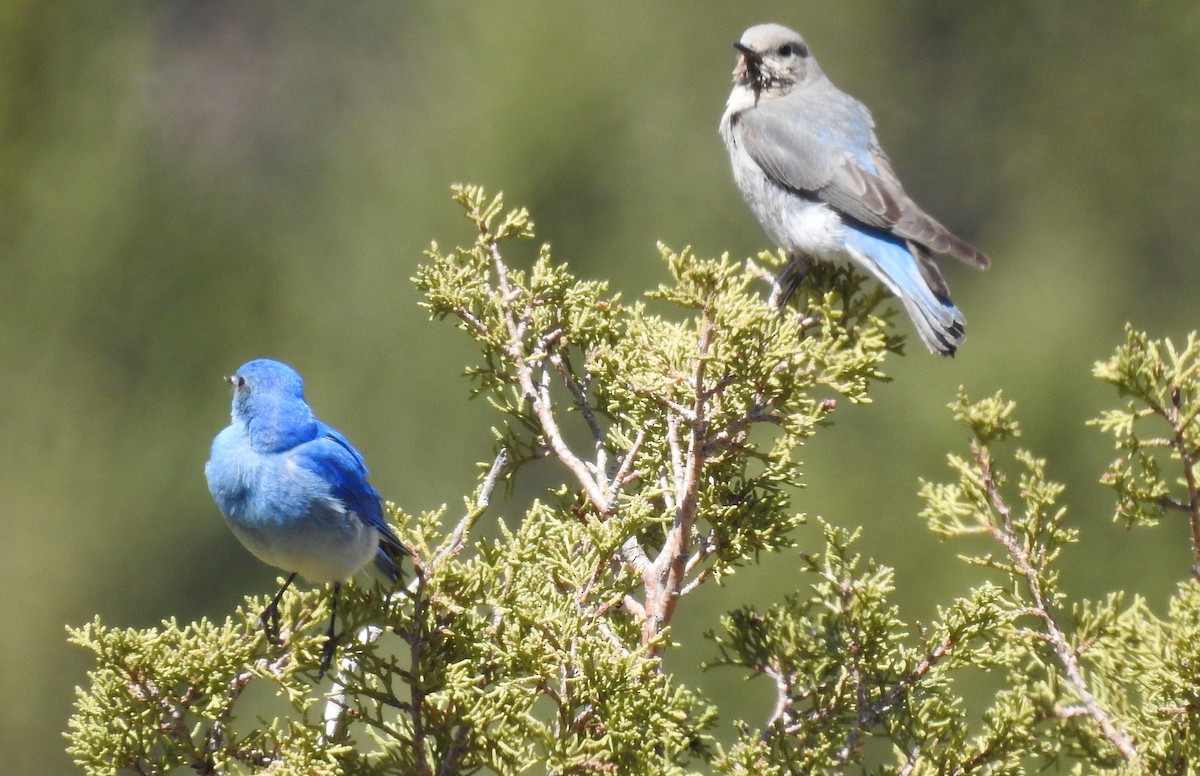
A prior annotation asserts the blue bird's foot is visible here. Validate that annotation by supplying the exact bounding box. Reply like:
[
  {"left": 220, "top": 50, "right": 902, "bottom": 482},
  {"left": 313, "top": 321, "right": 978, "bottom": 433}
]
[
  {"left": 258, "top": 607, "right": 280, "bottom": 645},
  {"left": 317, "top": 583, "right": 342, "bottom": 679},
  {"left": 258, "top": 572, "right": 298, "bottom": 646},
  {"left": 318, "top": 634, "right": 339, "bottom": 679}
]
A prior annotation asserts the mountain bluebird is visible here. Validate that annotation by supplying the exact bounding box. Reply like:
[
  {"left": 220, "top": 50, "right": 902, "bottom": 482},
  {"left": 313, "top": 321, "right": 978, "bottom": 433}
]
[
  {"left": 720, "top": 23, "right": 989, "bottom": 355},
  {"left": 205, "top": 358, "right": 406, "bottom": 674}
]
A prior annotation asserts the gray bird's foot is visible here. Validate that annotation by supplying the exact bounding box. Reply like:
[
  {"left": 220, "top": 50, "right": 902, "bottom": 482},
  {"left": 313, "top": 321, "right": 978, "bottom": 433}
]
[{"left": 770, "top": 255, "right": 813, "bottom": 309}]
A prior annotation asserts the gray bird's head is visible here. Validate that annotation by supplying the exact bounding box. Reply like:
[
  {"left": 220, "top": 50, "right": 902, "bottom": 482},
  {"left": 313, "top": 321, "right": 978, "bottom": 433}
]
[{"left": 732, "top": 23, "right": 822, "bottom": 98}]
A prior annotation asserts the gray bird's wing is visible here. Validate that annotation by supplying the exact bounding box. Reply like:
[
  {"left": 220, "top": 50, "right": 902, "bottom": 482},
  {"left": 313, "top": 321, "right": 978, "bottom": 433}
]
[{"left": 736, "top": 92, "right": 989, "bottom": 268}]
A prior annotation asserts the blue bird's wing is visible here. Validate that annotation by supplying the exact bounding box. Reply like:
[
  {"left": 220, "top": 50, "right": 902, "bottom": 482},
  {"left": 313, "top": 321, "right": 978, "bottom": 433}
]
[{"left": 295, "top": 424, "right": 409, "bottom": 581}]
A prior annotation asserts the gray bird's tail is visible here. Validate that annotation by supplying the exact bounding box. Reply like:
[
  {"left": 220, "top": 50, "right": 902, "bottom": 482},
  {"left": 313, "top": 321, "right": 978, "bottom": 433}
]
[
  {"left": 844, "top": 228, "right": 965, "bottom": 355},
  {"left": 778, "top": 230, "right": 968, "bottom": 355}
]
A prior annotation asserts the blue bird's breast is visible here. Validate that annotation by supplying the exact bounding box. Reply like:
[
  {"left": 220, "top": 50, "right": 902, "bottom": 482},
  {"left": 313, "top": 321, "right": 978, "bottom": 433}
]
[{"left": 205, "top": 426, "right": 381, "bottom": 582}]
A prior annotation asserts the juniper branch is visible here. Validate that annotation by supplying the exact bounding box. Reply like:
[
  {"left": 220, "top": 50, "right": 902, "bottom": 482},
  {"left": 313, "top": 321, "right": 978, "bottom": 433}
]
[{"left": 973, "top": 440, "right": 1144, "bottom": 769}]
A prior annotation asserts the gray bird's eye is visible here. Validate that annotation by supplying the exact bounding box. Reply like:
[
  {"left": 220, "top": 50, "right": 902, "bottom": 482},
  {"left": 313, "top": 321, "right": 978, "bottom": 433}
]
[{"left": 779, "top": 43, "right": 806, "bottom": 58}]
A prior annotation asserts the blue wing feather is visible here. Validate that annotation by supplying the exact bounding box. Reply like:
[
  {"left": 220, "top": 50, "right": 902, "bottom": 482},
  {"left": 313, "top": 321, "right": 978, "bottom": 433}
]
[{"left": 293, "top": 424, "right": 408, "bottom": 580}]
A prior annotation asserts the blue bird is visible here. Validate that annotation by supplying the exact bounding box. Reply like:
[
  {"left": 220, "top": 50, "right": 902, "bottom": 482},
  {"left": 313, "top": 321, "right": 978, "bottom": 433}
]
[
  {"left": 720, "top": 23, "right": 989, "bottom": 355},
  {"left": 205, "top": 359, "right": 406, "bottom": 675}
]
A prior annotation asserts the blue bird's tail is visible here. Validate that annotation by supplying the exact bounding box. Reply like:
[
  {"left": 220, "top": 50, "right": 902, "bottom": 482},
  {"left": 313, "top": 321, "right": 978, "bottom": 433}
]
[
  {"left": 372, "top": 537, "right": 408, "bottom": 584},
  {"left": 842, "top": 227, "right": 965, "bottom": 356}
]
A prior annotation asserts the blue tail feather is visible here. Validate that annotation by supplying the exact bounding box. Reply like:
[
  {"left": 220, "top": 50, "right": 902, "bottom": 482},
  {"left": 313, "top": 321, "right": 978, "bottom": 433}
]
[{"left": 842, "top": 226, "right": 965, "bottom": 355}]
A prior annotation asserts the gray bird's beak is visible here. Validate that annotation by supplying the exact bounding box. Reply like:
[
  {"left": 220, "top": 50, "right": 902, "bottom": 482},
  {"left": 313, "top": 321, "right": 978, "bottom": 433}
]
[{"left": 733, "top": 41, "right": 762, "bottom": 64}]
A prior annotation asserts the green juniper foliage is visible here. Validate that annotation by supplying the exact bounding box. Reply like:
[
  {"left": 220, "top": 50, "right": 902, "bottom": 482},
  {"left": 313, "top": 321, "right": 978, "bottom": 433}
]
[
  {"left": 1093, "top": 328, "right": 1200, "bottom": 556},
  {"left": 68, "top": 189, "right": 1200, "bottom": 773}
]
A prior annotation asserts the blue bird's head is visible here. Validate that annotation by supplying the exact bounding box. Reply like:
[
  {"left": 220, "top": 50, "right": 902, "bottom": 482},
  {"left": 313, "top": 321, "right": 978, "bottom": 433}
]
[{"left": 225, "top": 359, "right": 319, "bottom": 452}]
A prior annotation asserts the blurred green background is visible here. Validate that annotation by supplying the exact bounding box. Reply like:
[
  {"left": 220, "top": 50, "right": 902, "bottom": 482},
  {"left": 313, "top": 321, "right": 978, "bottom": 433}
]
[{"left": 4, "top": 2, "right": 1199, "bottom": 771}]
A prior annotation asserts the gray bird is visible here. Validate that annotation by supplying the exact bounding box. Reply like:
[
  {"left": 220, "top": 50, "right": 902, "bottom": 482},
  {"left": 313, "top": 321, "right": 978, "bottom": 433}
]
[{"left": 720, "top": 23, "right": 989, "bottom": 355}]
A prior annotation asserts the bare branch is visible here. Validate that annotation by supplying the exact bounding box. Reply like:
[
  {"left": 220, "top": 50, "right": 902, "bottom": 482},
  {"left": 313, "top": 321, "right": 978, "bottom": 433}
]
[
  {"left": 662, "top": 398, "right": 698, "bottom": 423},
  {"left": 643, "top": 315, "right": 715, "bottom": 651},
  {"left": 622, "top": 594, "right": 647, "bottom": 619},
  {"left": 436, "top": 450, "right": 510, "bottom": 566},
  {"left": 682, "top": 532, "right": 717, "bottom": 577},
  {"left": 478, "top": 449, "right": 509, "bottom": 509},
  {"left": 680, "top": 533, "right": 719, "bottom": 596},
  {"left": 666, "top": 414, "right": 684, "bottom": 505},
  {"left": 550, "top": 350, "right": 607, "bottom": 462},
  {"left": 1166, "top": 387, "right": 1200, "bottom": 578},
  {"left": 744, "top": 256, "right": 775, "bottom": 286},
  {"left": 323, "top": 623, "right": 386, "bottom": 742},
  {"left": 678, "top": 566, "right": 714, "bottom": 598},
  {"left": 764, "top": 665, "right": 793, "bottom": 730},
  {"left": 619, "top": 535, "right": 651, "bottom": 581},
  {"left": 704, "top": 404, "right": 783, "bottom": 455},
  {"left": 606, "top": 428, "right": 646, "bottom": 510},
  {"left": 453, "top": 308, "right": 491, "bottom": 339},
  {"left": 486, "top": 239, "right": 609, "bottom": 511}
]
